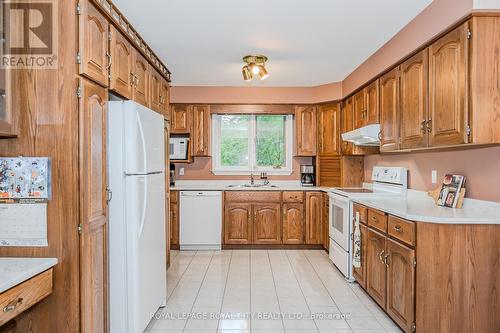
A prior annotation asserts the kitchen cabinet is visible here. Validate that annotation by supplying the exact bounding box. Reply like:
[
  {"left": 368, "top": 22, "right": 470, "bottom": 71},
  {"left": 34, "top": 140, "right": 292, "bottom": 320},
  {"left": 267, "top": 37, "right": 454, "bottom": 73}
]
[
  {"left": 365, "top": 80, "right": 380, "bottom": 125},
  {"left": 224, "top": 203, "right": 253, "bottom": 245},
  {"left": 132, "top": 50, "right": 150, "bottom": 107},
  {"left": 385, "top": 238, "right": 415, "bottom": 333},
  {"left": 366, "top": 228, "right": 387, "bottom": 308},
  {"left": 322, "top": 193, "right": 329, "bottom": 251},
  {"left": 253, "top": 203, "right": 282, "bottom": 244},
  {"left": 317, "top": 103, "right": 340, "bottom": 156},
  {"left": 192, "top": 105, "right": 210, "bottom": 156},
  {"left": 160, "top": 80, "right": 170, "bottom": 116},
  {"left": 282, "top": 203, "right": 304, "bottom": 244},
  {"left": 340, "top": 98, "right": 378, "bottom": 156},
  {"left": 78, "top": 0, "right": 109, "bottom": 87},
  {"left": 379, "top": 67, "right": 400, "bottom": 152},
  {"left": 170, "top": 104, "right": 192, "bottom": 133},
  {"left": 400, "top": 49, "right": 428, "bottom": 150},
  {"left": 316, "top": 156, "right": 364, "bottom": 187},
  {"left": 109, "top": 25, "right": 133, "bottom": 99},
  {"left": 353, "top": 89, "right": 366, "bottom": 129},
  {"left": 428, "top": 22, "right": 469, "bottom": 147},
  {"left": 170, "top": 192, "right": 179, "bottom": 249},
  {"left": 149, "top": 69, "right": 162, "bottom": 112},
  {"left": 78, "top": 78, "right": 108, "bottom": 333},
  {"left": 0, "top": 69, "right": 16, "bottom": 137},
  {"left": 295, "top": 105, "right": 317, "bottom": 156},
  {"left": 305, "top": 192, "right": 322, "bottom": 245},
  {"left": 352, "top": 224, "right": 368, "bottom": 289}
]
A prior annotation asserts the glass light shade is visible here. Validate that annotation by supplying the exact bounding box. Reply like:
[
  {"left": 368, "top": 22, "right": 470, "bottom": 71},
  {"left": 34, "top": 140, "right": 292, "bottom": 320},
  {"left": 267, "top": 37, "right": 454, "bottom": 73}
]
[
  {"left": 249, "top": 63, "right": 261, "bottom": 75},
  {"left": 257, "top": 65, "right": 269, "bottom": 80},
  {"left": 242, "top": 65, "right": 253, "bottom": 81}
]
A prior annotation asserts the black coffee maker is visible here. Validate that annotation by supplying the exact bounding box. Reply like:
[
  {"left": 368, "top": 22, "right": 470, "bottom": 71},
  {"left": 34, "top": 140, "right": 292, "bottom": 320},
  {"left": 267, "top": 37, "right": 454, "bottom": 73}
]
[{"left": 300, "top": 165, "right": 315, "bottom": 186}]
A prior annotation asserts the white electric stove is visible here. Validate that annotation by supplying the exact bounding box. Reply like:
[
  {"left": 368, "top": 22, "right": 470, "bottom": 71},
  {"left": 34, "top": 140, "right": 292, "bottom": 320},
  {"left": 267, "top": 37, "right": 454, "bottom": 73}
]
[{"left": 327, "top": 166, "right": 408, "bottom": 280}]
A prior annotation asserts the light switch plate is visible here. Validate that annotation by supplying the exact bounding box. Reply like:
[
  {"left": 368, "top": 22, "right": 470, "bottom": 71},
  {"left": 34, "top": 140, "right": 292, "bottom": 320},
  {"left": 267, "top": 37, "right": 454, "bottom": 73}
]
[
  {"left": 179, "top": 167, "right": 185, "bottom": 176},
  {"left": 431, "top": 170, "right": 437, "bottom": 184}
]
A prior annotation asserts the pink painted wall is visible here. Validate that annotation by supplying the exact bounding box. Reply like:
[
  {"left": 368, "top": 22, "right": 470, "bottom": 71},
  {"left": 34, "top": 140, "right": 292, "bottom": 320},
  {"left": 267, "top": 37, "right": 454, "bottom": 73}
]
[{"left": 364, "top": 146, "right": 500, "bottom": 202}]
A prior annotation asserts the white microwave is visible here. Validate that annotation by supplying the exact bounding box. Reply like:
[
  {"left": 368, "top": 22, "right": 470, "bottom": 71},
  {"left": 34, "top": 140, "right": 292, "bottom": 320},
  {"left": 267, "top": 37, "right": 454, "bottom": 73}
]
[{"left": 170, "top": 137, "right": 189, "bottom": 160}]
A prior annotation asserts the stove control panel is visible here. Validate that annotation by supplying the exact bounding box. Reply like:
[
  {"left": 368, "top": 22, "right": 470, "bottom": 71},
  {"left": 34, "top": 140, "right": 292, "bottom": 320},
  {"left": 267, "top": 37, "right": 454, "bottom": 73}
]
[{"left": 372, "top": 166, "right": 408, "bottom": 187}]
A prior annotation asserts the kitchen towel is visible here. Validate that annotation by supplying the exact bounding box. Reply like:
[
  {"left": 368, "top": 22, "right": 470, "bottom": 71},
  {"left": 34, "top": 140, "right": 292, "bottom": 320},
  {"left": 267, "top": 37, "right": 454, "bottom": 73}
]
[{"left": 353, "top": 212, "right": 361, "bottom": 268}]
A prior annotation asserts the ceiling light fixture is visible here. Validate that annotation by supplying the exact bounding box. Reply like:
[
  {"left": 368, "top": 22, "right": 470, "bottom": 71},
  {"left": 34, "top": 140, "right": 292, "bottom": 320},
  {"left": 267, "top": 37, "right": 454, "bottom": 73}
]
[{"left": 242, "top": 55, "right": 269, "bottom": 81}]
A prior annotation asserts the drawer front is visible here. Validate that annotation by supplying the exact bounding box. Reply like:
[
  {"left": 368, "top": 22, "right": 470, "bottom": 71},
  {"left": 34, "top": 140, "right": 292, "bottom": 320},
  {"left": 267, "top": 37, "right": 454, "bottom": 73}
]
[
  {"left": 170, "top": 190, "right": 178, "bottom": 204},
  {"left": 0, "top": 269, "right": 53, "bottom": 326},
  {"left": 353, "top": 203, "right": 368, "bottom": 225},
  {"left": 388, "top": 215, "right": 415, "bottom": 246},
  {"left": 367, "top": 208, "right": 388, "bottom": 233},
  {"left": 283, "top": 191, "right": 304, "bottom": 203},
  {"left": 225, "top": 191, "right": 281, "bottom": 203}
]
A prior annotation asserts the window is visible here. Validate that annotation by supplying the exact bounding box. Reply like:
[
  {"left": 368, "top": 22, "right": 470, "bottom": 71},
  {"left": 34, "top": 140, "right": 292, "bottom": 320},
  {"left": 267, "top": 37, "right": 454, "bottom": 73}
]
[{"left": 212, "top": 114, "right": 293, "bottom": 175}]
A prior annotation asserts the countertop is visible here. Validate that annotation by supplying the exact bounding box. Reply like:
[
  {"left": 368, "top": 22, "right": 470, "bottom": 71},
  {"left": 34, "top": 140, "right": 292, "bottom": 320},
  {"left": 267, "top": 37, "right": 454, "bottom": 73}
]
[
  {"left": 0, "top": 258, "right": 58, "bottom": 293},
  {"left": 171, "top": 180, "right": 500, "bottom": 224}
]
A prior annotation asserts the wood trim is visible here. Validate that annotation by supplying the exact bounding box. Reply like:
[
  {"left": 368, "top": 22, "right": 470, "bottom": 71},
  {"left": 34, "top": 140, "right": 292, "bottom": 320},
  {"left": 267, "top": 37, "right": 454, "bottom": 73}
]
[{"left": 210, "top": 104, "right": 296, "bottom": 114}]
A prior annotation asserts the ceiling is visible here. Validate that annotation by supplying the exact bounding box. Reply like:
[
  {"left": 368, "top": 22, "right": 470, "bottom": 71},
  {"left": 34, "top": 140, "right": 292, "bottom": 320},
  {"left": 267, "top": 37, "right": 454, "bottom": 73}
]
[{"left": 114, "top": 0, "right": 433, "bottom": 87}]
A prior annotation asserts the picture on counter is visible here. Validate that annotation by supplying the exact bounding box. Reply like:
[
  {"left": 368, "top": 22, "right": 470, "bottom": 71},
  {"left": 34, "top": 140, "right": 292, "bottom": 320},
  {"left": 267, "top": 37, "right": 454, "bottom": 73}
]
[
  {"left": 0, "top": 157, "right": 51, "bottom": 200},
  {"left": 437, "top": 174, "right": 466, "bottom": 208}
]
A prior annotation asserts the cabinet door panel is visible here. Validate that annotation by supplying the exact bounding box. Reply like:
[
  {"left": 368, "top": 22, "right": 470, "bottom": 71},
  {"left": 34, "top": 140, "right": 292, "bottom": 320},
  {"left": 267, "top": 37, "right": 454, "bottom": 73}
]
[
  {"left": 224, "top": 203, "right": 252, "bottom": 244},
  {"left": 429, "top": 22, "right": 469, "bottom": 146},
  {"left": 400, "top": 49, "right": 428, "bottom": 149},
  {"left": 132, "top": 50, "right": 150, "bottom": 107},
  {"left": 353, "top": 224, "right": 368, "bottom": 289},
  {"left": 79, "top": 78, "right": 108, "bottom": 333},
  {"left": 318, "top": 103, "right": 340, "bottom": 156},
  {"left": 170, "top": 104, "right": 191, "bottom": 133},
  {"left": 305, "top": 192, "right": 322, "bottom": 244},
  {"left": 170, "top": 203, "right": 179, "bottom": 247},
  {"left": 353, "top": 90, "right": 366, "bottom": 129},
  {"left": 341, "top": 98, "right": 354, "bottom": 155},
  {"left": 322, "top": 193, "right": 329, "bottom": 250},
  {"left": 109, "top": 25, "right": 133, "bottom": 99},
  {"left": 380, "top": 68, "right": 400, "bottom": 152},
  {"left": 192, "top": 105, "right": 210, "bottom": 156},
  {"left": 295, "top": 106, "right": 317, "bottom": 156},
  {"left": 0, "top": 68, "right": 16, "bottom": 137},
  {"left": 160, "top": 80, "right": 170, "bottom": 116},
  {"left": 150, "top": 70, "right": 161, "bottom": 112},
  {"left": 282, "top": 203, "right": 304, "bottom": 244},
  {"left": 366, "top": 80, "right": 380, "bottom": 125},
  {"left": 79, "top": 1, "right": 109, "bottom": 87},
  {"left": 253, "top": 203, "right": 281, "bottom": 244},
  {"left": 366, "top": 229, "right": 387, "bottom": 308},
  {"left": 386, "top": 238, "right": 415, "bottom": 333}
]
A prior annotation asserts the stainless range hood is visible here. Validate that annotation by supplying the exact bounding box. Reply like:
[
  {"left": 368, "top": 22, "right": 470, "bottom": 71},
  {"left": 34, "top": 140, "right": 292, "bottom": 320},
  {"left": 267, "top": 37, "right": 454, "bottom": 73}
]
[{"left": 341, "top": 124, "right": 381, "bottom": 146}]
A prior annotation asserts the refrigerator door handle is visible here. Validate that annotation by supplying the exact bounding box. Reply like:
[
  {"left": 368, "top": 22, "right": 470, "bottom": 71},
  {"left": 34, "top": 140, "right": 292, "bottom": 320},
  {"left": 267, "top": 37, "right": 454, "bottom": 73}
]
[
  {"left": 137, "top": 176, "right": 148, "bottom": 239},
  {"left": 137, "top": 112, "right": 148, "bottom": 174}
]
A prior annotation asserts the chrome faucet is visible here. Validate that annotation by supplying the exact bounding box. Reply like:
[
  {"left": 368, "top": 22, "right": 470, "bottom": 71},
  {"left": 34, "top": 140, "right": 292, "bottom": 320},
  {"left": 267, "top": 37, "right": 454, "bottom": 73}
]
[{"left": 250, "top": 173, "right": 254, "bottom": 185}]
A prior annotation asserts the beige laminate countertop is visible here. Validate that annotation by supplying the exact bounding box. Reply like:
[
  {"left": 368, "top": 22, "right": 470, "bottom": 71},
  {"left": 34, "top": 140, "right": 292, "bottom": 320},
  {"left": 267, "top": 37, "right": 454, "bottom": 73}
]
[{"left": 0, "top": 258, "right": 57, "bottom": 293}]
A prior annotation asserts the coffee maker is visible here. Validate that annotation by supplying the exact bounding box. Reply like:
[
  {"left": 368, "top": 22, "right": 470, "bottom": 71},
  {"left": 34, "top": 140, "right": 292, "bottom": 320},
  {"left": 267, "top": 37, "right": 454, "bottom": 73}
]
[
  {"left": 169, "top": 163, "right": 175, "bottom": 186},
  {"left": 300, "top": 165, "right": 315, "bottom": 186}
]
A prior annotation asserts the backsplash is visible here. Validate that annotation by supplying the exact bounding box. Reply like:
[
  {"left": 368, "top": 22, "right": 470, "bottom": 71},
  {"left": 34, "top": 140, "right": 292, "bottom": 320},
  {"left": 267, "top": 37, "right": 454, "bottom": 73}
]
[
  {"left": 173, "top": 157, "right": 313, "bottom": 180},
  {"left": 364, "top": 146, "right": 500, "bottom": 202}
]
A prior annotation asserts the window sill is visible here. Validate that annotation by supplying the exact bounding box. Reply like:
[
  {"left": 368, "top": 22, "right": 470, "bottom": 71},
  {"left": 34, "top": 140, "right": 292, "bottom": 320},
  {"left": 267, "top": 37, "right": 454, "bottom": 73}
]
[{"left": 211, "top": 169, "right": 293, "bottom": 176}]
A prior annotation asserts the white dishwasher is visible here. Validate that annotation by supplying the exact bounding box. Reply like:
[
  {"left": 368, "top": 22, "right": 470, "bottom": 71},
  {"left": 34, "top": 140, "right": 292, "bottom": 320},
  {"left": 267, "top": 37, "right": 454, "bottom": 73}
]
[{"left": 179, "top": 191, "right": 222, "bottom": 250}]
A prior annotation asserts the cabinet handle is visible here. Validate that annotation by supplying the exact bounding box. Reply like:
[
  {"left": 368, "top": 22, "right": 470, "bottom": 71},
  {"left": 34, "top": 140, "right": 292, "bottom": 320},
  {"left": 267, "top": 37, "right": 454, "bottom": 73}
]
[
  {"left": 420, "top": 120, "right": 427, "bottom": 133},
  {"left": 130, "top": 72, "right": 135, "bottom": 86},
  {"left": 378, "top": 250, "right": 385, "bottom": 263},
  {"left": 378, "top": 132, "right": 382, "bottom": 140},
  {"left": 384, "top": 254, "right": 390, "bottom": 267},
  {"left": 3, "top": 298, "right": 23, "bottom": 313},
  {"left": 426, "top": 118, "right": 432, "bottom": 133},
  {"left": 393, "top": 225, "right": 402, "bottom": 233},
  {"left": 106, "top": 53, "right": 112, "bottom": 70}
]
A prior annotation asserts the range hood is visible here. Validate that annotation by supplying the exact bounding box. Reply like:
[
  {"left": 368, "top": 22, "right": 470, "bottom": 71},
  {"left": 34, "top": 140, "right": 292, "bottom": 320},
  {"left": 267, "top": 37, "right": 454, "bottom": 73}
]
[{"left": 341, "top": 124, "right": 381, "bottom": 146}]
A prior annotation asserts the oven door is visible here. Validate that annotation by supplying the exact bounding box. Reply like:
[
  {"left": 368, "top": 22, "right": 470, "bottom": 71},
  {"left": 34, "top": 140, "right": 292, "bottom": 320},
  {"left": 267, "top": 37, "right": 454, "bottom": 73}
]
[{"left": 328, "top": 193, "right": 350, "bottom": 251}]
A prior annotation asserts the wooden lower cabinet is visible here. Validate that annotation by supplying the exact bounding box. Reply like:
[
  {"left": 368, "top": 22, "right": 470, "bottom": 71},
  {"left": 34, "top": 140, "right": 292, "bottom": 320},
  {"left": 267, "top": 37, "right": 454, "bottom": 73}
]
[
  {"left": 253, "top": 204, "right": 281, "bottom": 244},
  {"left": 366, "top": 228, "right": 387, "bottom": 308},
  {"left": 305, "top": 192, "right": 323, "bottom": 244},
  {"left": 322, "top": 193, "right": 329, "bottom": 250},
  {"left": 170, "top": 202, "right": 179, "bottom": 248},
  {"left": 282, "top": 203, "right": 304, "bottom": 244},
  {"left": 385, "top": 238, "right": 415, "bottom": 333},
  {"left": 224, "top": 203, "right": 252, "bottom": 245},
  {"left": 352, "top": 224, "right": 368, "bottom": 289}
]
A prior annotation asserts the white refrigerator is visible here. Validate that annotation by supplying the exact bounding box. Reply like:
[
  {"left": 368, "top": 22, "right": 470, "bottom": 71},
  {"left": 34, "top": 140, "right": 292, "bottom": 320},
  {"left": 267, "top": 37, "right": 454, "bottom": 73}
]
[{"left": 108, "top": 100, "right": 166, "bottom": 333}]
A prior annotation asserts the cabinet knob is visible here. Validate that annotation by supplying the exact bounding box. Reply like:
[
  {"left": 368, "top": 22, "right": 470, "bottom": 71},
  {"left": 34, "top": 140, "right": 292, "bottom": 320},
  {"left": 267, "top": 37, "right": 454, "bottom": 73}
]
[
  {"left": 3, "top": 298, "right": 23, "bottom": 313},
  {"left": 393, "top": 225, "right": 402, "bottom": 233}
]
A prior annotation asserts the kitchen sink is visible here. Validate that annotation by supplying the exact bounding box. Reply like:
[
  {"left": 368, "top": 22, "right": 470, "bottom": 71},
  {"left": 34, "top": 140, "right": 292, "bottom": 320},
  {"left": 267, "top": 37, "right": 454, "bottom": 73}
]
[{"left": 227, "top": 184, "right": 278, "bottom": 188}]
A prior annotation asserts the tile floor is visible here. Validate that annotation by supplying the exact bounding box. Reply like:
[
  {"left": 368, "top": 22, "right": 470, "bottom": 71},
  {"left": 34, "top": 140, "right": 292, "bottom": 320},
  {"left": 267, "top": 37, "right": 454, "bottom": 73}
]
[{"left": 145, "top": 250, "right": 403, "bottom": 333}]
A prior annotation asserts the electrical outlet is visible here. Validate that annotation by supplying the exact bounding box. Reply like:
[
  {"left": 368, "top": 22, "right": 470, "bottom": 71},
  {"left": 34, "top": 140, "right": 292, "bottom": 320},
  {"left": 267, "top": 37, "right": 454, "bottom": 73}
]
[
  {"left": 179, "top": 167, "right": 185, "bottom": 176},
  {"left": 431, "top": 170, "right": 437, "bottom": 184}
]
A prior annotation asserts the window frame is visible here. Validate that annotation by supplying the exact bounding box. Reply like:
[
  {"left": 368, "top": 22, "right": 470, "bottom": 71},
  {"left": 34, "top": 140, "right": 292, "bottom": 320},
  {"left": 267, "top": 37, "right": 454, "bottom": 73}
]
[{"left": 211, "top": 114, "right": 294, "bottom": 175}]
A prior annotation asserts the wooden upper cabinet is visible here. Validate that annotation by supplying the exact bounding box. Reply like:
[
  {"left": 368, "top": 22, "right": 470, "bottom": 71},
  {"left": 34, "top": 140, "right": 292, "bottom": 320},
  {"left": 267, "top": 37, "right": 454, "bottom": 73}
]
[
  {"left": 0, "top": 69, "right": 16, "bottom": 137},
  {"left": 78, "top": 0, "right": 109, "bottom": 87},
  {"left": 366, "top": 228, "right": 387, "bottom": 308},
  {"left": 282, "top": 203, "right": 304, "bottom": 244},
  {"left": 379, "top": 67, "right": 400, "bottom": 152},
  {"left": 253, "top": 203, "right": 281, "bottom": 244},
  {"left": 353, "top": 89, "right": 366, "bottom": 129},
  {"left": 295, "top": 105, "right": 317, "bottom": 156},
  {"left": 132, "top": 50, "right": 150, "bottom": 107},
  {"left": 305, "top": 192, "right": 322, "bottom": 245},
  {"left": 192, "top": 105, "right": 210, "bottom": 156},
  {"left": 224, "top": 203, "right": 252, "bottom": 245},
  {"left": 159, "top": 80, "right": 170, "bottom": 116},
  {"left": 109, "top": 25, "right": 133, "bottom": 99},
  {"left": 341, "top": 98, "right": 354, "bottom": 155},
  {"left": 353, "top": 224, "right": 368, "bottom": 289},
  {"left": 317, "top": 103, "right": 340, "bottom": 156},
  {"left": 78, "top": 78, "right": 108, "bottom": 333},
  {"left": 365, "top": 80, "right": 380, "bottom": 125},
  {"left": 400, "top": 49, "right": 429, "bottom": 150},
  {"left": 149, "top": 70, "right": 162, "bottom": 112},
  {"left": 428, "top": 22, "right": 469, "bottom": 147},
  {"left": 170, "top": 104, "right": 191, "bottom": 133},
  {"left": 385, "top": 238, "right": 415, "bottom": 333}
]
